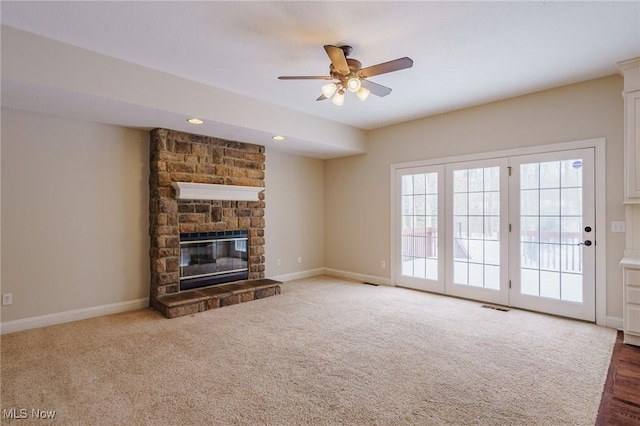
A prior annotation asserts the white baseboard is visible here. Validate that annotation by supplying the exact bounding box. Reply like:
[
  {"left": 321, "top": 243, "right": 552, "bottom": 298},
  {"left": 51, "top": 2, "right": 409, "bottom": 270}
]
[
  {"left": 324, "top": 268, "right": 391, "bottom": 286},
  {"left": 0, "top": 298, "right": 149, "bottom": 335},
  {"left": 3, "top": 278, "right": 622, "bottom": 335},
  {"left": 606, "top": 316, "right": 624, "bottom": 330},
  {"left": 269, "top": 268, "right": 327, "bottom": 283}
]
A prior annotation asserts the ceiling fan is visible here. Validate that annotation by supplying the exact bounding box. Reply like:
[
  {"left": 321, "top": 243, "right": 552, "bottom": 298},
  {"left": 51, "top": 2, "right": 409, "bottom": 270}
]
[{"left": 278, "top": 45, "right": 413, "bottom": 106}]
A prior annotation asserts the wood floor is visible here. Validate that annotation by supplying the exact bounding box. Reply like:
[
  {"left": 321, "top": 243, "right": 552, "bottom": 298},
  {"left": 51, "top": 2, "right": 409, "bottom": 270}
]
[{"left": 596, "top": 332, "right": 640, "bottom": 425}]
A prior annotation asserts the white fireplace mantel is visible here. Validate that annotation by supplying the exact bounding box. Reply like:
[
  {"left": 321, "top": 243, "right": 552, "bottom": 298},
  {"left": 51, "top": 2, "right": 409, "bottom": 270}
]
[{"left": 171, "top": 182, "right": 263, "bottom": 201}]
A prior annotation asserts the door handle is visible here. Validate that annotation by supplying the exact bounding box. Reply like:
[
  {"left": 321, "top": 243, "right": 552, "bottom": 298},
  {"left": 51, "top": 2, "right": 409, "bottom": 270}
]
[{"left": 577, "top": 240, "right": 592, "bottom": 246}]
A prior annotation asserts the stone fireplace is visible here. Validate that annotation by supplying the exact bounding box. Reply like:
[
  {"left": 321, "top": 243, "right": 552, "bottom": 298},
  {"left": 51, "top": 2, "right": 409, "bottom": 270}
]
[{"left": 148, "top": 129, "right": 278, "bottom": 318}]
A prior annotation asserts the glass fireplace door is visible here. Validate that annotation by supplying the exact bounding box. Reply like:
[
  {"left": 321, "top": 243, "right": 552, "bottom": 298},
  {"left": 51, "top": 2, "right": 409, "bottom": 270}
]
[{"left": 179, "top": 231, "right": 249, "bottom": 290}]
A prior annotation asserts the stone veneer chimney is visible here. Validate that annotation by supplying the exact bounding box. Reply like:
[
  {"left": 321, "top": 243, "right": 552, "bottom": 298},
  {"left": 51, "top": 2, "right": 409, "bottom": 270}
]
[{"left": 148, "top": 129, "right": 266, "bottom": 307}]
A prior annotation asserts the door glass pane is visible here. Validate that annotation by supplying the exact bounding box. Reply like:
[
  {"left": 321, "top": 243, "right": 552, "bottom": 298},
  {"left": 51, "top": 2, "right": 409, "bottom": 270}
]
[
  {"left": 401, "top": 172, "right": 438, "bottom": 280},
  {"left": 402, "top": 175, "right": 414, "bottom": 195},
  {"left": 453, "top": 169, "right": 468, "bottom": 192},
  {"left": 452, "top": 167, "right": 501, "bottom": 289},
  {"left": 561, "top": 273, "right": 582, "bottom": 302},
  {"left": 484, "top": 241, "right": 500, "bottom": 265},
  {"left": 469, "top": 217, "right": 484, "bottom": 238},
  {"left": 469, "top": 263, "right": 484, "bottom": 287},
  {"left": 540, "top": 161, "right": 560, "bottom": 188},
  {"left": 414, "top": 195, "right": 426, "bottom": 215},
  {"left": 540, "top": 217, "right": 560, "bottom": 243},
  {"left": 426, "top": 173, "right": 438, "bottom": 193},
  {"left": 484, "top": 167, "right": 500, "bottom": 191},
  {"left": 521, "top": 190, "right": 539, "bottom": 215},
  {"left": 521, "top": 268, "right": 539, "bottom": 295},
  {"left": 484, "top": 217, "right": 500, "bottom": 240},
  {"left": 521, "top": 243, "right": 539, "bottom": 268},
  {"left": 561, "top": 160, "right": 583, "bottom": 187},
  {"left": 484, "top": 192, "right": 500, "bottom": 215},
  {"left": 469, "top": 193, "right": 484, "bottom": 215},
  {"left": 561, "top": 188, "right": 582, "bottom": 215},
  {"left": 453, "top": 216, "right": 468, "bottom": 238},
  {"left": 468, "top": 239, "right": 484, "bottom": 263},
  {"left": 484, "top": 265, "right": 500, "bottom": 290},
  {"left": 519, "top": 159, "right": 583, "bottom": 302},
  {"left": 540, "top": 271, "right": 560, "bottom": 298},
  {"left": 521, "top": 217, "right": 539, "bottom": 242},
  {"left": 540, "top": 189, "right": 560, "bottom": 215},
  {"left": 454, "top": 194, "right": 468, "bottom": 215},
  {"left": 413, "top": 173, "right": 426, "bottom": 195},
  {"left": 521, "top": 163, "right": 539, "bottom": 189},
  {"left": 469, "top": 168, "right": 484, "bottom": 191},
  {"left": 454, "top": 260, "right": 468, "bottom": 284}
]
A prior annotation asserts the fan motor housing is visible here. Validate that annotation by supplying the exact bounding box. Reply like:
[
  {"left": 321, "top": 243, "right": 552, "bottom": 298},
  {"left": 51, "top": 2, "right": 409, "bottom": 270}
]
[{"left": 329, "top": 58, "right": 362, "bottom": 80}]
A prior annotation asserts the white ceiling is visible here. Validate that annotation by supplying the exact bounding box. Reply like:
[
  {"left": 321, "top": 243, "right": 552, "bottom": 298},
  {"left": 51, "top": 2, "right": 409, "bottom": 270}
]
[{"left": 1, "top": 1, "right": 639, "bottom": 156}]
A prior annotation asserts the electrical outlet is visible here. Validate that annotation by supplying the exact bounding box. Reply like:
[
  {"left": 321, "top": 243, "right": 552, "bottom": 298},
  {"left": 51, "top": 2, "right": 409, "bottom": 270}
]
[
  {"left": 277, "top": 258, "right": 281, "bottom": 267},
  {"left": 2, "top": 293, "right": 12, "bottom": 306},
  {"left": 611, "top": 221, "right": 626, "bottom": 233},
  {"left": 297, "top": 257, "right": 302, "bottom": 263},
  {"left": 381, "top": 261, "right": 386, "bottom": 269}
]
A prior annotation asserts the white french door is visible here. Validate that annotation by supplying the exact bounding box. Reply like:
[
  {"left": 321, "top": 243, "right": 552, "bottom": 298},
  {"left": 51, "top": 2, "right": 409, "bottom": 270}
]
[
  {"left": 444, "top": 158, "right": 509, "bottom": 305},
  {"left": 393, "top": 147, "right": 596, "bottom": 321},
  {"left": 509, "top": 149, "right": 595, "bottom": 321},
  {"left": 395, "top": 165, "right": 445, "bottom": 293}
]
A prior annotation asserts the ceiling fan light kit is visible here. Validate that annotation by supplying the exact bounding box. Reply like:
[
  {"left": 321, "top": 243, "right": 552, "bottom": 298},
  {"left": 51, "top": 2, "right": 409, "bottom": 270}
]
[{"left": 278, "top": 45, "right": 413, "bottom": 106}]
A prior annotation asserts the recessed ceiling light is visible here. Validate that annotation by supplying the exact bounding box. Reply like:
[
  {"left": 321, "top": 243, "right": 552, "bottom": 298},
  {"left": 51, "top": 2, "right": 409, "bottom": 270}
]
[
  {"left": 272, "top": 135, "right": 285, "bottom": 141},
  {"left": 187, "top": 118, "right": 204, "bottom": 125}
]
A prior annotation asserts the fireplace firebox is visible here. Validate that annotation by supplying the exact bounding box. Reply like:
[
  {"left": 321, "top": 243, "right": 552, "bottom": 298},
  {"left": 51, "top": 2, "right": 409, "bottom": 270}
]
[{"left": 179, "top": 230, "right": 249, "bottom": 291}]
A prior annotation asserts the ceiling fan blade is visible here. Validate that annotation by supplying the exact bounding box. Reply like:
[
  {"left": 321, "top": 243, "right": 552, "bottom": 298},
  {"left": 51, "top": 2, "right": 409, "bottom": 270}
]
[
  {"left": 278, "top": 76, "right": 334, "bottom": 80},
  {"left": 316, "top": 94, "right": 328, "bottom": 101},
  {"left": 360, "top": 79, "right": 392, "bottom": 97},
  {"left": 324, "top": 45, "right": 350, "bottom": 75},
  {"left": 359, "top": 57, "right": 413, "bottom": 78}
]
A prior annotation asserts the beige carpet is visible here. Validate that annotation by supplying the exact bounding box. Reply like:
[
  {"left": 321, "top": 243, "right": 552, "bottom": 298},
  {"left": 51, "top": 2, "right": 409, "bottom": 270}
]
[{"left": 1, "top": 276, "right": 615, "bottom": 425}]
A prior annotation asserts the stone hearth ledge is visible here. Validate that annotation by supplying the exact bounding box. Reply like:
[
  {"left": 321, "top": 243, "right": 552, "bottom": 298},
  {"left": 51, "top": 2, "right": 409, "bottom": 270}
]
[
  {"left": 171, "top": 182, "right": 264, "bottom": 201},
  {"left": 151, "top": 278, "right": 282, "bottom": 319}
]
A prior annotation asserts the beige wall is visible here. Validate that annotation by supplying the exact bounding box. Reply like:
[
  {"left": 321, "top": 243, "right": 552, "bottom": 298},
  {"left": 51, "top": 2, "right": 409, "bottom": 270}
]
[
  {"left": 1, "top": 108, "right": 151, "bottom": 322},
  {"left": 325, "top": 75, "right": 626, "bottom": 318},
  {"left": 264, "top": 148, "right": 325, "bottom": 278},
  {"left": 1, "top": 74, "right": 627, "bottom": 325},
  {"left": 1, "top": 110, "right": 328, "bottom": 325}
]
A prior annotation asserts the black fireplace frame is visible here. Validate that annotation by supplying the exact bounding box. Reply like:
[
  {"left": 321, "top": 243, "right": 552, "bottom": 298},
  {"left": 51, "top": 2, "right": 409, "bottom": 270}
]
[{"left": 179, "top": 230, "right": 249, "bottom": 291}]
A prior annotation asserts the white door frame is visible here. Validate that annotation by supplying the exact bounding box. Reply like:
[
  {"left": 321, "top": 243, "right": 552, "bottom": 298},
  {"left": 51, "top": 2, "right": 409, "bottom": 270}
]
[{"left": 390, "top": 137, "right": 607, "bottom": 326}]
